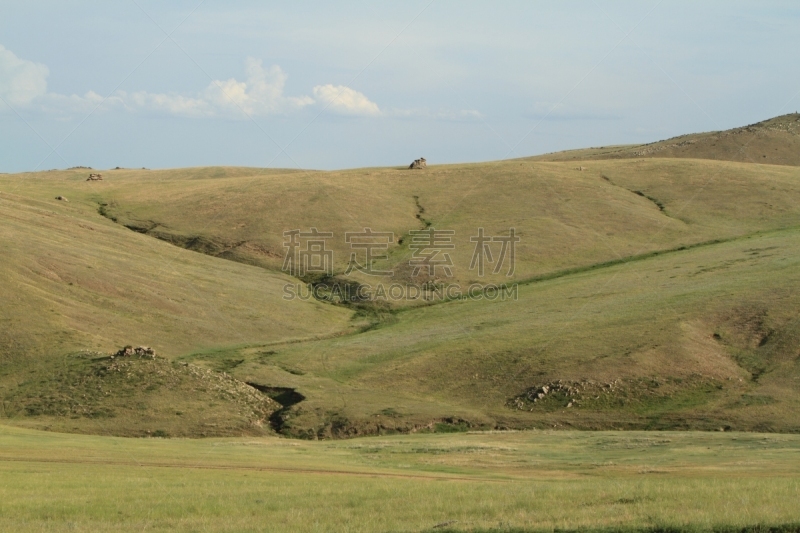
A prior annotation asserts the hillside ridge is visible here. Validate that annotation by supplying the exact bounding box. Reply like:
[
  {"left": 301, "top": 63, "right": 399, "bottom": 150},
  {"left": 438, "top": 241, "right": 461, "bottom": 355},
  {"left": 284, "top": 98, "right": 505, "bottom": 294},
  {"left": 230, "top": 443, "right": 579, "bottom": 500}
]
[
  {"left": 2, "top": 114, "right": 800, "bottom": 438},
  {"left": 531, "top": 113, "right": 800, "bottom": 166}
]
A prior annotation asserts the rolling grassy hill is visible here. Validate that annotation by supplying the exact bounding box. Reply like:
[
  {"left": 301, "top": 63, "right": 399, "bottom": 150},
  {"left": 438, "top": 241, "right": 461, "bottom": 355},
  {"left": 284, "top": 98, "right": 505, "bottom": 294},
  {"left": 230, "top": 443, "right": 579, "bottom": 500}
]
[
  {"left": 530, "top": 113, "right": 800, "bottom": 166},
  {"left": 1, "top": 115, "right": 800, "bottom": 438},
  {"left": 0, "top": 183, "right": 356, "bottom": 436},
  {"left": 22, "top": 157, "right": 800, "bottom": 295}
]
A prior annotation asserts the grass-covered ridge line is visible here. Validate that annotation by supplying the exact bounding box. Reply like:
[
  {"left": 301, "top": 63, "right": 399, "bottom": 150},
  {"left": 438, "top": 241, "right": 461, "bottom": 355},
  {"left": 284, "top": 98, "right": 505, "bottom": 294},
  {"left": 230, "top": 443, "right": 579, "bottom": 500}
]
[
  {"left": 530, "top": 112, "right": 800, "bottom": 166},
  {"left": 2, "top": 115, "right": 800, "bottom": 438}
]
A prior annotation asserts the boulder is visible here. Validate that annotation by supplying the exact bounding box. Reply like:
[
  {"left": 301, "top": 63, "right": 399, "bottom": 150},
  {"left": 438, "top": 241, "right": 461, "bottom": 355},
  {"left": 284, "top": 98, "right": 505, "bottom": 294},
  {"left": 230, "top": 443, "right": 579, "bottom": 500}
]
[
  {"left": 113, "top": 345, "right": 157, "bottom": 359},
  {"left": 409, "top": 157, "right": 427, "bottom": 169}
]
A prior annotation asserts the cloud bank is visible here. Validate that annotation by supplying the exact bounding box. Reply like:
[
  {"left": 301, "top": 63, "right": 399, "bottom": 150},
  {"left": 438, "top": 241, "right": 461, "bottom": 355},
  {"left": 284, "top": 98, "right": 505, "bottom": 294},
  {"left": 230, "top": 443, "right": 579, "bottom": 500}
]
[
  {"left": 312, "top": 84, "right": 381, "bottom": 116},
  {"left": 126, "top": 58, "right": 317, "bottom": 118},
  {"left": 0, "top": 44, "right": 48, "bottom": 106},
  {"left": 0, "top": 46, "right": 381, "bottom": 119},
  {"left": 1, "top": 45, "right": 479, "bottom": 123}
]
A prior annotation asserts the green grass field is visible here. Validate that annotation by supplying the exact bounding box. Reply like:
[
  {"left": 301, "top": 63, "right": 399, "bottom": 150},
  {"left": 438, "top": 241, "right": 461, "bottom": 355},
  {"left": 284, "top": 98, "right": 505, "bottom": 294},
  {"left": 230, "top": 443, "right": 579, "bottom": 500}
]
[{"left": 1, "top": 424, "right": 799, "bottom": 532}]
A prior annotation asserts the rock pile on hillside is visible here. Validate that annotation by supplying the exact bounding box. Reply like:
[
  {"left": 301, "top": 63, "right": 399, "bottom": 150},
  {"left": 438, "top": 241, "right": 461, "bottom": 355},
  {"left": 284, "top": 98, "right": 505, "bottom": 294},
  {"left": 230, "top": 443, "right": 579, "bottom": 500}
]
[
  {"left": 86, "top": 173, "right": 103, "bottom": 181},
  {"left": 508, "top": 375, "right": 722, "bottom": 412},
  {"left": 113, "top": 345, "right": 156, "bottom": 359},
  {"left": 509, "top": 381, "right": 585, "bottom": 410},
  {"left": 180, "top": 364, "right": 281, "bottom": 419},
  {"left": 409, "top": 157, "right": 427, "bottom": 169},
  {"left": 5, "top": 351, "right": 282, "bottom": 437}
]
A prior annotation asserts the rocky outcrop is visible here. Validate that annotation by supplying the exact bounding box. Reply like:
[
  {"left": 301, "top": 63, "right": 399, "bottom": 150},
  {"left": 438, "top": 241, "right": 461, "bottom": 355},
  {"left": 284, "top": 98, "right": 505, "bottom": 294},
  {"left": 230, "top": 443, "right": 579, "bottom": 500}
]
[
  {"left": 112, "top": 345, "right": 156, "bottom": 359},
  {"left": 409, "top": 157, "right": 427, "bottom": 169},
  {"left": 86, "top": 173, "right": 103, "bottom": 181}
]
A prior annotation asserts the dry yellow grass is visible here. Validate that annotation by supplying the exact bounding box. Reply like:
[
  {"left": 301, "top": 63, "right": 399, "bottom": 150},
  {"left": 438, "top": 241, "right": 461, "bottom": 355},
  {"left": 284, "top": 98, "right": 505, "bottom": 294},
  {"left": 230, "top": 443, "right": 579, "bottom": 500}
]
[
  {"left": 530, "top": 113, "right": 800, "bottom": 166},
  {"left": 2, "top": 117, "right": 800, "bottom": 438}
]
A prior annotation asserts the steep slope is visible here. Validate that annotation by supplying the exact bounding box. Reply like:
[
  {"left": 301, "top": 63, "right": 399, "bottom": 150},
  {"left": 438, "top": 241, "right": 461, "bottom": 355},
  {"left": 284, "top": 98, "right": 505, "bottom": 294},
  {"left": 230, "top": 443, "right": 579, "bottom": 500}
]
[
  {"left": 532, "top": 113, "right": 800, "bottom": 166},
  {"left": 0, "top": 188, "right": 355, "bottom": 436}
]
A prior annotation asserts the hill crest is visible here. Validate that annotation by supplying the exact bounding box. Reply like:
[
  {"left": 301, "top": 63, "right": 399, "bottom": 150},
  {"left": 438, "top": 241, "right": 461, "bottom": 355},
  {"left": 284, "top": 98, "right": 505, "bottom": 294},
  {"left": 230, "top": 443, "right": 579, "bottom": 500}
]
[{"left": 531, "top": 113, "right": 800, "bottom": 166}]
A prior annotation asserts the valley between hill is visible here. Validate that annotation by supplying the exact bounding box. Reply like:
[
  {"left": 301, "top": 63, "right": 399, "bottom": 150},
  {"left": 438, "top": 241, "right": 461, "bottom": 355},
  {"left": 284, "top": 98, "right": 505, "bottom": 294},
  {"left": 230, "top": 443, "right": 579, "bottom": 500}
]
[{"left": 2, "top": 115, "right": 800, "bottom": 438}]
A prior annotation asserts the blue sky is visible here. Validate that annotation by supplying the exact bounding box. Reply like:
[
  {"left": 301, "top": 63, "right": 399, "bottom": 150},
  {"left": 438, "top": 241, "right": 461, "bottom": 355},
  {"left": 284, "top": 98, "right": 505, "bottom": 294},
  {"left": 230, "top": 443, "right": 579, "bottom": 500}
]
[{"left": 1, "top": 1, "right": 799, "bottom": 172}]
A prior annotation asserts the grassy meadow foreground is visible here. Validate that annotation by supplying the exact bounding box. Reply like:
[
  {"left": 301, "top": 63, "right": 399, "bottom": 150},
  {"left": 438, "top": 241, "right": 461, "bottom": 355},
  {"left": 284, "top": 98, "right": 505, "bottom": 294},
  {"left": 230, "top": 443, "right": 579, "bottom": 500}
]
[{"left": 1, "top": 424, "right": 799, "bottom": 532}]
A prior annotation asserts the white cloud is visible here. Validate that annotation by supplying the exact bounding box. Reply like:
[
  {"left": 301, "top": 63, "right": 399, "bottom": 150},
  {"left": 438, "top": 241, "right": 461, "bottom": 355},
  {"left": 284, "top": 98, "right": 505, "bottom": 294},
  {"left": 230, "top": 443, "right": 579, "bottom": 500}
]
[
  {"left": 0, "top": 45, "right": 123, "bottom": 116},
  {"left": 125, "top": 90, "right": 211, "bottom": 118},
  {"left": 312, "top": 84, "right": 380, "bottom": 116},
  {"left": 0, "top": 44, "right": 49, "bottom": 106},
  {"left": 39, "top": 91, "right": 124, "bottom": 116},
  {"left": 125, "top": 58, "right": 314, "bottom": 118},
  {"left": 1, "top": 46, "right": 388, "bottom": 120}
]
